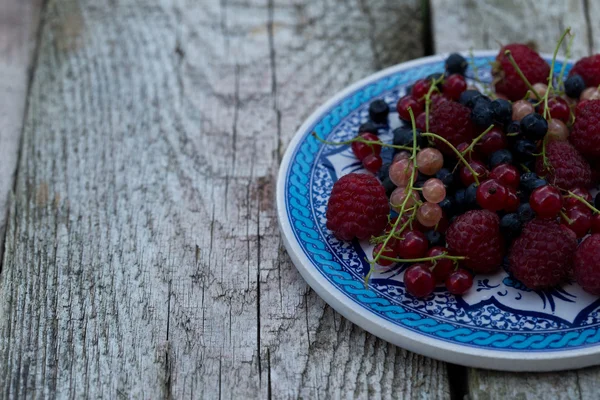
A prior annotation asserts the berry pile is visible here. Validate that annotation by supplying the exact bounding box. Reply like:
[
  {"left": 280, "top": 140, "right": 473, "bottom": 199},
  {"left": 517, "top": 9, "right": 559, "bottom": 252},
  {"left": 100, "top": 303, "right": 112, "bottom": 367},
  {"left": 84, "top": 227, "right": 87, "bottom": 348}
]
[{"left": 321, "top": 28, "right": 600, "bottom": 299}]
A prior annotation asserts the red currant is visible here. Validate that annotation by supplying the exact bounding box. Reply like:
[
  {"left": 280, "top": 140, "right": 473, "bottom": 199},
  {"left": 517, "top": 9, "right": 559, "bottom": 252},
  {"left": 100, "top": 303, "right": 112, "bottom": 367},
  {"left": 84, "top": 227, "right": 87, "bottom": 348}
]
[
  {"left": 490, "top": 163, "right": 520, "bottom": 189},
  {"left": 564, "top": 187, "right": 592, "bottom": 209},
  {"left": 460, "top": 161, "right": 488, "bottom": 186},
  {"left": 372, "top": 243, "right": 397, "bottom": 267},
  {"left": 505, "top": 188, "right": 520, "bottom": 213},
  {"left": 530, "top": 185, "right": 563, "bottom": 218},
  {"left": 396, "top": 230, "right": 429, "bottom": 259},
  {"left": 540, "top": 97, "right": 570, "bottom": 122},
  {"left": 476, "top": 179, "right": 509, "bottom": 211},
  {"left": 416, "top": 112, "right": 427, "bottom": 131},
  {"left": 430, "top": 93, "right": 449, "bottom": 108},
  {"left": 591, "top": 214, "right": 600, "bottom": 234},
  {"left": 442, "top": 74, "right": 467, "bottom": 100},
  {"left": 479, "top": 127, "right": 507, "bottom": 156},
  {"left": 427, "top": 246, "right": 454, "bottom": 283},
  {"left": 397, "top": 95, "right": 424, "bottom": 121},
  {"left": 561, "top": 206, "right": 592, "bottom": 238},
  {"left": 351, "top": 132, "right": 381, "bottom": 160},
  {"left": 411, "top": 79, "right": 432, "bottom": 101},
  {"left": 404, "top": 263, "right": 436, "bottom": 298},
  {"left": 445, "top": 269, "right": 473, "bottom": 295},
  {"left": 457, "top": 142, "right": 479, "bottom": 161},
  {"left": 362, "top": 154, "right": 382, "bottom": 173}
]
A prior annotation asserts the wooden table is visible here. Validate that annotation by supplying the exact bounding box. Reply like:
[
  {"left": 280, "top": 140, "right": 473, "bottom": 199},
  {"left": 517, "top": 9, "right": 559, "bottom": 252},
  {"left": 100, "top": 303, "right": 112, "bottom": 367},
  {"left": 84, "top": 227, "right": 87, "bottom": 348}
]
[{"left": 1, "top": 0, "right": 599, "bottom": 398}]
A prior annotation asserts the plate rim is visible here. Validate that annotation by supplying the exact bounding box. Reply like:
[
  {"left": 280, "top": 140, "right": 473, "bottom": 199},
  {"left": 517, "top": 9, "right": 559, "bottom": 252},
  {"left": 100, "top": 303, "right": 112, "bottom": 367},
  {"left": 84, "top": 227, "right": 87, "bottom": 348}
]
[{"left": 275, "top": 51, "right": 599, "bottom": 371}]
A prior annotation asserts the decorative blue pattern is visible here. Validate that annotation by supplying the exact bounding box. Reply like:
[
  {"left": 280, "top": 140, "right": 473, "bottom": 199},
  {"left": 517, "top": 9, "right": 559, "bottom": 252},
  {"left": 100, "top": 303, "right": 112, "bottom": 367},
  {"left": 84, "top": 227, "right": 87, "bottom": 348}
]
[{"left": 283, "top": 55, "right": 600, "bottom": 351}]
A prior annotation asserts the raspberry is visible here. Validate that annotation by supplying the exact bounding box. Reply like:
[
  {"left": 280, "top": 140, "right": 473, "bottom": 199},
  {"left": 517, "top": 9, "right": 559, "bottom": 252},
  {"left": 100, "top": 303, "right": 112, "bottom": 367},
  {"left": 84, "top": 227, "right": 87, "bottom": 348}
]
[
  {"left": 428, "top": 101, "right": 475, "bottom": 155},
  {"left": 574, "top": 234, "right": 600, "bottom": 295},
  {"left": 569, "top": 54, "right": 600, "bottom": 88},
  {"left": 535, "top": 141, "right": 591, "bottom": 190},
  {"left": 509, "top": 219, "right": 577, "bottom": 289},
  {"left": 326, "top": 173, "right": 390, "bottom": 241},
  {"left": 446, "top": 210, "right": 504, "bottom": 273},
  {"left": 570, "top": 100, "right": 600, "bottom": 159},
  {"left": 493, "top": 44, "right": 550, "bottom": 101}
]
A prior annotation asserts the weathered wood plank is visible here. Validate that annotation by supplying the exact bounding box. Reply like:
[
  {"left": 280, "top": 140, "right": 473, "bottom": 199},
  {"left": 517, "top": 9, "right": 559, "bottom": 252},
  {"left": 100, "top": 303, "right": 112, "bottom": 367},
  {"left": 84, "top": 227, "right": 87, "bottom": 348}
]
[
  {"left": 431, "top": 1, "right": 600, "bottom": 399},
  {"left": 0, "top": 0, "right": 44, "bottom": 262},
  {"left": 431, "top": 0, "right": 596, "bottom": 57},
  {"left": 0, "top": 0, "right": 451, "bottom": 398}
]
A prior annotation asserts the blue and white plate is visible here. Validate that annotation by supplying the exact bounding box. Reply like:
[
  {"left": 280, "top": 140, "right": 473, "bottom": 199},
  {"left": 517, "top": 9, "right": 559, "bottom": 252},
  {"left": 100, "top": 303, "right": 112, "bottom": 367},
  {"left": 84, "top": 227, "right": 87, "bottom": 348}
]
[{"left": 276, "top": 51, "right": 600, "bottom": 371}]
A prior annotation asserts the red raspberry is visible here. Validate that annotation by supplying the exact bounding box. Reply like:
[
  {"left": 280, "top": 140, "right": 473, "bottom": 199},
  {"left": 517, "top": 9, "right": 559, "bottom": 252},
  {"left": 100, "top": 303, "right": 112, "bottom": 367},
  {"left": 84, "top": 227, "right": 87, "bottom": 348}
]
[
  {"left": 569, "top": 54, "right": 600, "bottom": 87},
  {"left": 509, "top": 219, "right": 577, "bottom": 289},
  {"left": 428, "top": 101, "right": 475, "bottom": 155},
  {"left": 570, "top": 99, "right": 600, "bottom": 159},
  {"left": 493, "top": 44, "right": 550, "bottom": 101},
  {"left": 326, "top": 173, "right": 390, "bottom": 241},
  {"left": 574, "top": 234, "right": 600, "bottom": 295},
  {"left": 535, "top": 141, "right": 591, "bottom": 190},
  {"left": 446, "top": 210, "right": 504, "bottom": 273}
]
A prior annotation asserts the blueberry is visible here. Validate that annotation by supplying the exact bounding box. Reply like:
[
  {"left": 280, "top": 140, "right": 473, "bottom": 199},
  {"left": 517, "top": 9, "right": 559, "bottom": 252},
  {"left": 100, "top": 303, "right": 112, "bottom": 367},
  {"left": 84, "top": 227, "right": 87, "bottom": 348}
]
[
  {"left": 505, "top": 121, "right": 521, "bottom": 136},
  {"left": 459, "top": 90, "right": 481, "bottom": 108},
  {"left": 565, "top": 74, "right": 586, "bottom": 99},
  {"left": 529, "top": 179, "right": 548, "bottom": 192},
  {"left": 517, "top": 203, "right": 535, "bottom": 223},
  {"left": 381, "top": 177, "right": 396, "bottom": 197},
  {"left": 520, "top": 113, "right": 548, "bottom": 141},
  {"left": 368, "top": 99, "right": 390, "bottom": 125},
  {"left": 438, "top": 197, "right": 454, "bottom": 216},
  {"left": 491, "top": 99, "right": 512, "bottom": 126},
  {"left": 454, "top": 189, "right": 467, "bottom": 211},
  {"left": 514, "top": 139, "right": 537, "bottom": 160},
  {"left": 426, "top": 230, "right": 444, "bottom": 246},
  {"left": 378, "top": 163, "right": 391, "bottom": 181},
  {"left": 473, "top": 95, "right": 492, "bottom": 108},
  {"left": 521, "top": 160, "right": 536, "bottom": 172},
  {"left": 359, "top": 121, "right": 382, "bottom": 135},
  {"left": 519, "top": 172, "right": 539, "bottom": 190},
  {"left": 465, "top": 183, "right": 478, "bottom": 208},
  {"left": 471, "top": 102, "right": 495, "bottom": 127},
  {"left": 393, "top": 127, "right": 425, "bottom": 147},
  {"left": 445, "top": 53, "right": 468, "bottom": 75},
  {"left": 427, "top": 72, "right": 444, "bottom": 88},
  {"left": 489, "top": 149, "right": 513, "bottom": 168},
  {"left": 500, "top": 213, "right": 523, "bottom": 239},
  {"left": 435, "top": 168, "right": 454, "bottom": 188},
  {"left": 595, "top": 192, "right": 600, "bottom": 210}
]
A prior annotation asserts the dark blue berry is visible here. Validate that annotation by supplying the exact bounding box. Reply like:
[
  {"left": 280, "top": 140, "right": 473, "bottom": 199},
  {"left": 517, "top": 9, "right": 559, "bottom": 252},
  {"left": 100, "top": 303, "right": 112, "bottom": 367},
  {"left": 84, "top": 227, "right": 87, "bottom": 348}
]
[
  {"left": 565, "top": 74, "right": 586, "bottom": 99},
  {"left": 520, "top": 113, "right": 548, "bottom": 141},
  {"left": 489, "top": 149, "right": 513, "bottom": 168},
  {"left": 473, "top": 94, "right": 492, "bottom": 108},
  {"left": 454, "top": 189, "right": 467, "bottom": 212},
  {"left": 459, "top": 90, "right": 482, "bottom": 108},
  {"left": 471, "top": 103, "right": 495, "bottom": 127},
  {"left": 427, "top": 72, "right": 444, "bottom": 88},
  {"left": 517, "top": 203, "right": 535, "bottom": 223},
  {"left": 505, "top": 121, "right": 521, "bottom": 136},
  {"left": 426, "top": 230, "right": 444, "bottom": 247},
  {"left": 435, "top": 168, "right": 454, "bottom": 188},
  {"left": 445, "top": 53, "right": 468, "bottom": 75},
  {"left": 595, "top": 192, "right": 600, "bottom": 210},
  {"left": 519, "top": 172, "right": 539, "bottom": 190},
  {"left": 500, "top": 213, "right": 523, "bottom": 239},
  {"left": 359, "top": 121, "right": 383, "bottom": 135},
  {"left": 368, "top": 99, "right": 390, "bottom": 125},
  {"left": 438, "top": 197, "right": 454, "bottom": 216},
  {"left": 393, "top": 127, "right": 425, "bottom": 147},
  {"left": 465, "top": 183, "right": 478, "bottom": 208},
  {"left": 514, "top": 139, "right": 537, "bottom": 160},
  {"left": 491, "top": 99, "right": 512, "bottom": 126},
  {"left": 529, "top": 179, "right": 548, "bottom": 192},
  {"left": 381, "top": 177, "right": 396, "bottom": 197}
]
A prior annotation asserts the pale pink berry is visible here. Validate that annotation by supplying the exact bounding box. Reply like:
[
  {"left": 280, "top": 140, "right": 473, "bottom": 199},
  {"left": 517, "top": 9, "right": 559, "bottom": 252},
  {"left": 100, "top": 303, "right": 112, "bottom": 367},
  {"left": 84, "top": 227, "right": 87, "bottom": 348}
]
[
  {"left": 422, "top": 178, "right": 446, "bottom": 203},
  {"left": 393, "top": 151, "right": 411, "bottom": 163},
  {"left": 390, "top": 187, "right": 418, "bottom": 211},
  {"left": 416, "top": 202, "right": 443, "bottom": 227},
  {"left": 416, "top": 148, "right": 444, "bottom": 175},
  {"left": 389, "top": 159, "right": 415, "bottom": 187},
  {"left": 530, "top": 83, "right": 548, "bottom": 99},
  {"left": 547, "top": 119, "right": 569, "bottom": 142},
  {"left": 512, "top": 100, "right": 535, "bottom": 121},
  {"left": 581, "top": 87, "right": 600, "bottom": 100}
]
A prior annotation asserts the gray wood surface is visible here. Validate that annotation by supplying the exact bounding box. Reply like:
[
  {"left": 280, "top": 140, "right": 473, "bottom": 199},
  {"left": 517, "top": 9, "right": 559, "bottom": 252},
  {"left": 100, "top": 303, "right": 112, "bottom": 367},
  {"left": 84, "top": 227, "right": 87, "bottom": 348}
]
[
  {"left": 0, "top": 0, "right": 44, "bottom": 262},
  {"left": 0, "top": 0, "right": 454, "bottom": 398},
  {"left": 432, "top": 1, "right": 600, "bottom": 399}
]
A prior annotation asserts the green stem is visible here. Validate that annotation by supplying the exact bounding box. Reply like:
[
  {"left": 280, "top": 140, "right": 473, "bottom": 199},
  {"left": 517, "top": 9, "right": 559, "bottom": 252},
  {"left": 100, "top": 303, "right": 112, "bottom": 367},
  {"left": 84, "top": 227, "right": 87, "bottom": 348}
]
[
  {"left": 504, "top": 50, "right": 542, "bottom": 101},
  {"left": 557, "top": 32, "right": 574, "bottom": 89},
  {"left": 462, "top": 124, "right": 495, "bottom": 155},
  {"left": 542, "top": 28, "right": 571, "bottom": 120},
  {"left": 422, "top": 132, "right": 481, "bottom": 185},
  {"left": 559, "top": 210, "right": 573, "bottom": 225},
  {"left": 567, "top": 191, "right": 600, "bottom": 215},
  {"left": 312, "top": 132, "right": 413, "bottom": 151},
  {"left": 424, "top": 75, "right": 444, "bottom": 134},
  {"left": 380, "top": 253, "right": 466, "bottom": 264}
]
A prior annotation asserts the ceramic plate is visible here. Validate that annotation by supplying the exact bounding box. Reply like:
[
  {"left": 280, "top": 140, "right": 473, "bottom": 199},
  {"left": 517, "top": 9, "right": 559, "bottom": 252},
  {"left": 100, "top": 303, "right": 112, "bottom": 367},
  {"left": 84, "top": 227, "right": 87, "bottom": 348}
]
[{"left": 276, "top": 51, "right": 600, "bottom": 371}]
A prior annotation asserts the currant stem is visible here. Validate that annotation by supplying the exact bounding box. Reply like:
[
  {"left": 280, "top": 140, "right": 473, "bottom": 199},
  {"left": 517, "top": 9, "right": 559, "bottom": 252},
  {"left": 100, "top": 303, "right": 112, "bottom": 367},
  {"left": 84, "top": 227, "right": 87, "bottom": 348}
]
[
  {"left": 542, "top": 27, "right": 571, "bottom": 120},
  {"left": 557, "top": 31, "right": 575, "bottom": 89},
  {"left": 424, "top": 75, "right": 444, "bottom": 134},
  {"left": 567, "top": 191, "right": 600, "bottom": 215},
  {"left": 462, "top": 124, "right": 495, "bottom": 155},
  {"left": 421, "top": 132, "right": 481, "bottom": 185},
  {"left": 560, "top": 210, "right": 574, "bottom": 225},
  {"left": 312, "top": 132, "right": 413, "bottom": 151},
  {"left": 380, "top": 253, "right": 466, "bottom": 264},
  {"left": 504, "top": 50, "right": 542, "bottom": 101}
]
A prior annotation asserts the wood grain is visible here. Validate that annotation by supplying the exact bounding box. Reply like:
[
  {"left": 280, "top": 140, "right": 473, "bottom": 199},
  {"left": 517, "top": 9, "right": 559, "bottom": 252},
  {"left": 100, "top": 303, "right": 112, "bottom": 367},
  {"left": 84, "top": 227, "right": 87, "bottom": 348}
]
[
  {"left": 0, "top": 0, "right": 453, "bottom": 398},
  {"left": 431, "top": 0, "right": 597, "bottom": 57},
  {"left": 431, "top": 1, "right": 600, "bottom": 399},
  {"left": 0, "top": 0, "right": 44, "bottom": 262}
]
